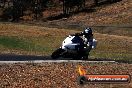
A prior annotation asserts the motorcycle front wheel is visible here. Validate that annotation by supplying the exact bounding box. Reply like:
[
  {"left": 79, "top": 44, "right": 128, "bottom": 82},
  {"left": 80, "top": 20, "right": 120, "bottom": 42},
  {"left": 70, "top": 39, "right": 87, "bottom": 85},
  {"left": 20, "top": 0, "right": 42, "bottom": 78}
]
[{"left": 51, "top": 48, "right": 65, "bottom": 59}]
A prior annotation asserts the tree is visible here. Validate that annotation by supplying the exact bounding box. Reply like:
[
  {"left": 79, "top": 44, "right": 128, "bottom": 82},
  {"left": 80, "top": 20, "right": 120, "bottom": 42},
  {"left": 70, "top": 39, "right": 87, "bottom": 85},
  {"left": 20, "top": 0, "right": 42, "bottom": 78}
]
[
  {"left": 63, "top": 0, "right": 85, "bottom": 14},
  {"left": 94, "top": 0, "right": 98, "bottom": 5}
]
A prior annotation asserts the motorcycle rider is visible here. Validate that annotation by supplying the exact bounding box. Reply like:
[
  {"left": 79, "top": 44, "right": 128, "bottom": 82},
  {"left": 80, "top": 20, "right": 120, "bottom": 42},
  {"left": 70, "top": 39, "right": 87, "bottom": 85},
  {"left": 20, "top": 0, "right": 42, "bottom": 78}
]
[{"left": 72, "top": 27, "right": 93, "bottom": 59}]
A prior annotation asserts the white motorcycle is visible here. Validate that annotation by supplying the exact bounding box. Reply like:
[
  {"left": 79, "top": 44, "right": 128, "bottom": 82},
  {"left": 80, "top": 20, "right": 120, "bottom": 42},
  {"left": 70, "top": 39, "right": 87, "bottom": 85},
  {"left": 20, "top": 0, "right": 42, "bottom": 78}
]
[{"left": 51, "top": 34, "right": 97, "bottom": 60}]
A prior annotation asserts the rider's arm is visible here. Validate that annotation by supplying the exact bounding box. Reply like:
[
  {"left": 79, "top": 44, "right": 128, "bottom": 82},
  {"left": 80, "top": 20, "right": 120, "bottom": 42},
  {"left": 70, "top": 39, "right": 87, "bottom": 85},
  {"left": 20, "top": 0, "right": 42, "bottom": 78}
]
[{"left": 74, "top": 32, "right": 84, "bottom": 36}]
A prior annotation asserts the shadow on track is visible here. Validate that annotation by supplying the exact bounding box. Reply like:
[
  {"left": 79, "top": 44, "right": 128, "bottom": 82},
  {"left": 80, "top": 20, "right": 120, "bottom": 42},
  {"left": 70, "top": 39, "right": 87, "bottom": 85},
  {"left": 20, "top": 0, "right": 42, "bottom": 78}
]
[
  {"left": 0, "top": 54, "right": 74, "bottom": 61},
  {"left": 0, "top": 54, "right": 51, "bottom": 61}
]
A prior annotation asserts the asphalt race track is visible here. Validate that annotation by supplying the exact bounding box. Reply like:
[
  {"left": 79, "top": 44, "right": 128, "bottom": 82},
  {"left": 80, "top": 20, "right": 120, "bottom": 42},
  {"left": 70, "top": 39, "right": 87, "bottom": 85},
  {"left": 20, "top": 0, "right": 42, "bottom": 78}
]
[
  {"left": 0, "top": 54, "right": 51, "bottom": 61},
  {"left": 0, "top": 54, "right": 131, "bottom": 64}
]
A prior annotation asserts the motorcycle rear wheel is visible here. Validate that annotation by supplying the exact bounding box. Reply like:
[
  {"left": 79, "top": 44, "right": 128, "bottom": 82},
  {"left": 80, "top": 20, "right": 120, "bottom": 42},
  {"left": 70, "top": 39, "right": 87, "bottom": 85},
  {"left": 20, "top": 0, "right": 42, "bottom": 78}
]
[{"left": 51, "top": 48, "right": 65, "bottom": 59}]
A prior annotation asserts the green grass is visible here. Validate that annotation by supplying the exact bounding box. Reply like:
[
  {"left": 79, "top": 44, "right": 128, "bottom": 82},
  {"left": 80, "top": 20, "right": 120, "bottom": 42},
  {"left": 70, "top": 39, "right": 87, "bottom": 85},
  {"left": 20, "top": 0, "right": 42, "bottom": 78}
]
[
  {"left": 90, "top": 51, "right": 132, "bottom": 61},
  {"left": 89, "top": 35, "right": 132, "bottom": 61},
  {"left": 29, "top": 36, "right": 64, "bottom": 54},
  {"left": 0, "top": 36, "right": 32, "bottom": 50},
  {"left": 0, "top": 35, "right": 131, "bottom": 61},
  {"left": 0, "top": 36, "right": 64, "bottom": 55},
  {"left": 93, "top": 27, "right": 132, "bottom": 37},
  {"left": 0, "top": 36, "right": 49, "bottom": 52}
]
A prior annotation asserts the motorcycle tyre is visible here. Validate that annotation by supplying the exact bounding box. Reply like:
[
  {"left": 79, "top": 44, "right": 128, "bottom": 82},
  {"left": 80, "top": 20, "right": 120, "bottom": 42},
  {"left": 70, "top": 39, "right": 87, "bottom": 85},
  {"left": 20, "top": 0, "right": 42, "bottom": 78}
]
[{"left": 51, "top": 48, "right": 65, "bottom": 59}]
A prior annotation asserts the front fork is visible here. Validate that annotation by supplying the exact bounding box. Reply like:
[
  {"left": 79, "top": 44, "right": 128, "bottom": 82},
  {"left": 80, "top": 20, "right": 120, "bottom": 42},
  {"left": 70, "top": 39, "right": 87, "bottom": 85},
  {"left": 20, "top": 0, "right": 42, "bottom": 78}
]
[{"left": 82, "top": 46, "right": 92, "bottom": 59}]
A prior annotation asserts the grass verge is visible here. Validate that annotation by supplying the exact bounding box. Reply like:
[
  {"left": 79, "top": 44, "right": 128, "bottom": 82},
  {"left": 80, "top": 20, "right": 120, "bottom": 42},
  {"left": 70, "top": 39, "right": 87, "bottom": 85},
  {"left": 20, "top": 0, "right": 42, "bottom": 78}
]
[{"left": 0, "top": 23, "right": 131, "bottom": 61}]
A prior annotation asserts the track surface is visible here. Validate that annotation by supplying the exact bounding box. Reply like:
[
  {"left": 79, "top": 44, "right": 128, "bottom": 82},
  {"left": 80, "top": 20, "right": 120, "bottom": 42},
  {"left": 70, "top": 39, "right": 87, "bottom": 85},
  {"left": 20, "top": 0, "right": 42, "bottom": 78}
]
[
  {"left": 0, "top": 54, "right": 50, "bottom": 61},
  {"left": 0, "top": 54, "right": 131, "bottom": 64}
]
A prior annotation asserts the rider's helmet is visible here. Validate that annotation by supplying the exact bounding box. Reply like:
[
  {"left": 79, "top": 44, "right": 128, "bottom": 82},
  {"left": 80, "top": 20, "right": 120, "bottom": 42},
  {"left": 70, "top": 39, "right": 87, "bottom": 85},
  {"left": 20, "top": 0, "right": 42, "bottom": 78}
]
[{"left": 83, "top": 27, "right": 93, "bottom": 37}]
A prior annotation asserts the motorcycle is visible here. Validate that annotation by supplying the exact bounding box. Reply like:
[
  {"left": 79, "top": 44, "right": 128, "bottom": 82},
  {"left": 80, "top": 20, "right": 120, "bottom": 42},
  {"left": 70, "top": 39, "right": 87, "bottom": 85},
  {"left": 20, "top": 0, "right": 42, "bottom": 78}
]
[{"left": 51, "top": 34, "right": 97, "bottom": 60}]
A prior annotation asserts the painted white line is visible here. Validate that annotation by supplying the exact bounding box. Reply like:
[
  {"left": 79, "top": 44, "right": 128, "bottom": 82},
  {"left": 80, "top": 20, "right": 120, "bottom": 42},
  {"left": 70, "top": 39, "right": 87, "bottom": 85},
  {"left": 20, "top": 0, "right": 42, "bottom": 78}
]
[{"left": 0, "top": 60, "right": 116, "bottom": 64}]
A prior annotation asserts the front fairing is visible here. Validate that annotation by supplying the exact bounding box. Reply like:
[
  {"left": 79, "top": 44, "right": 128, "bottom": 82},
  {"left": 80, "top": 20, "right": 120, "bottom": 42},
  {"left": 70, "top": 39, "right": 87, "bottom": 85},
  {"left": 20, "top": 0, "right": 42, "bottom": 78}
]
[{"left": 61, "top": 35, "right": 81, "bottom": 50}]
